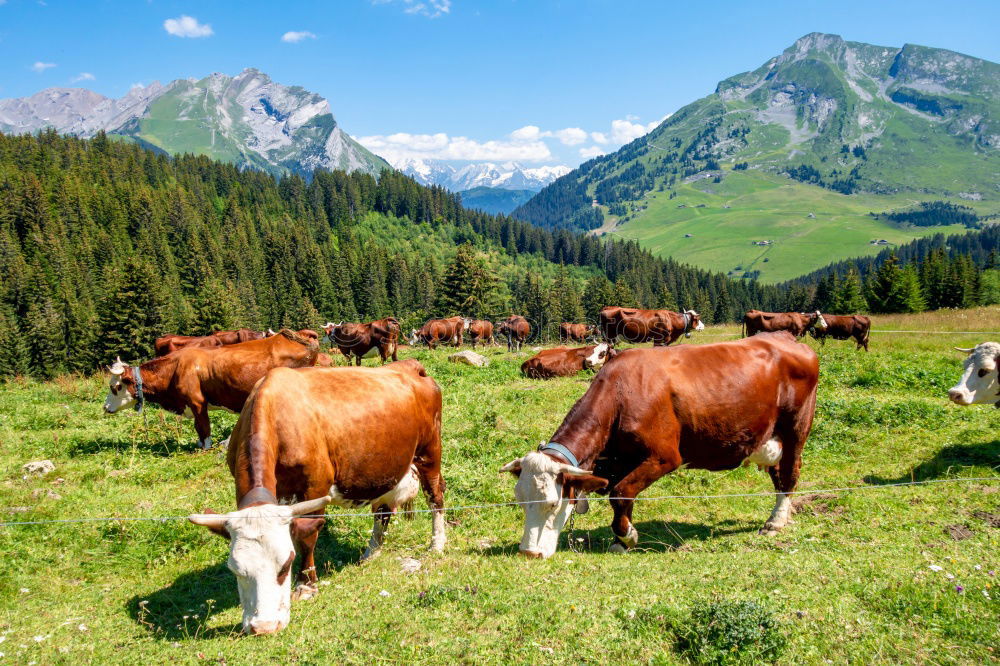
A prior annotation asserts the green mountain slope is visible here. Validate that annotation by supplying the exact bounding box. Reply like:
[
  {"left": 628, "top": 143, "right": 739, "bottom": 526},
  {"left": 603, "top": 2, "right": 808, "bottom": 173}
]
[{"left": 515, "top": 33, "right": 1000, "bottom": 281}]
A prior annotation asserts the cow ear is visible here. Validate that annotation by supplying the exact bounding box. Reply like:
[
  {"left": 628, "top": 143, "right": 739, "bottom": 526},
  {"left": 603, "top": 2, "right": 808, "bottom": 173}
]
[
  {"left": 189, "top": 508, "right": 230, "bottom": 540},
  {"left": 499, "top": 458, "right": 522, "bottom": 476},
  {"left": 291, "top": 516, "right": 326, "bottom": 541},
  {"left": 562, "top": 473, "right": 608, "bottom": 495}
]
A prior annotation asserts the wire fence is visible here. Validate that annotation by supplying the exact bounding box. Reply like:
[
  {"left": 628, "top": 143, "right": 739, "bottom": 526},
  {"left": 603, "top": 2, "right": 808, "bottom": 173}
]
[{"left": 3, "top": 476, "right": 996, "bottom": 527}]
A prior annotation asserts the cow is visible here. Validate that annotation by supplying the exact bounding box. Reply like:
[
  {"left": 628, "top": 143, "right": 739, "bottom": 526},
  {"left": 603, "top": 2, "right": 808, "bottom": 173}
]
[
  {"left": 948, "top": 342, "right": 1000, "bottom": 408},
  {"left": 103, "top": 329, "right": 319, "bottom": 449},
  {"left": 598, "top": 306, "right": 704, "bottom": 347},
  {"left": 496, "top": 315, "right": 531, "bottom": 352},
  {"left": 412, "top": 317, "right": 467, "bottom": 350},
  {"left": 322, "top": 318, "right": 400, "bottom": 366},
  {"left": 559, "top": 323, "right": 596, "bottom": 343},
  {"left": 187, "top": 360, "right": 446, "bottom": 635},
  {"left": 500, "top": 332, "right": 819, "bottom": 559},
  {"left": 521, "top": 344, "right": 614, "bottom": 379},
  {"left": 315, "top": 352, "right": 336, "bottom": 367},
  {"left": 154, "top": 328, "right": 267, "bottom": 357},
  {"left": 467, "top": 320, "right": 495, "bottom": 348},
  {"left": 743, "top": 310, "right": 827, "bottom": 338},
  {"left": 808, "top": 313, "right": 870, "bottom": 351}
]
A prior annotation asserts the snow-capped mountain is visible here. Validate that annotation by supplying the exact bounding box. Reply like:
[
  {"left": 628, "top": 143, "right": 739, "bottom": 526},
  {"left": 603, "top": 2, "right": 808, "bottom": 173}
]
[
  {"left": 395, "top": 158, "right": 570, "bottom": 192},
  {"left": 0, "top": 68, "right": 388, "bottom": 176}
]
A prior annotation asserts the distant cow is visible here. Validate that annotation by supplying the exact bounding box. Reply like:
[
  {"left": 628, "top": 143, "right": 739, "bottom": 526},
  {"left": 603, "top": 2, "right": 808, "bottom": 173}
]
[
  {"left": 497, "top": 315, "right": 531, "bottom": 352},
  {"left": 103, "top": 329, "right": 319, "bottom": 449},
  {"left": 743, "top": 310, "right": 827, "bottom": 338},
  {"left": 322, "top": 318, "right": 400, "bottom": 366},
  {"left": 598, "top": 306, "right": 704, "bottom": 346},
  {"left": 154, "top": 328, "right": 267, "bottom": 356},
  {"left": 521, "top": 344, "right": 613, "bottom": 379},
  {"left": 559, "top": 323, "right": 595, "bottom": 343},
  {"left": 948, "top": 342, "right": 999, "bottom": 407},
  {"left": 809, "top": 313, "right": 870, "bottom": 351},
  {"left": 188, "top": 360, "right": 446, "bottom": 635},
  {"left": 466, "top": 320, "right": 495, "bottom": 348},
  {"left": 501, "top": 332, "right": 819, "bottom": 559},
  {"left": 411, "top": 316, "right": 467, "bottom": 350}
]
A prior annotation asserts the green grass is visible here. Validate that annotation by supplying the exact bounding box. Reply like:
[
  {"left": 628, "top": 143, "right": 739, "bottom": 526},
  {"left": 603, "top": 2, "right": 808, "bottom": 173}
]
[
  {"left": 609, "top": 170, "right": 985, "bottom": 283},
  {"left": 1, "top": 308, "right": 999, "bottom": 663}
]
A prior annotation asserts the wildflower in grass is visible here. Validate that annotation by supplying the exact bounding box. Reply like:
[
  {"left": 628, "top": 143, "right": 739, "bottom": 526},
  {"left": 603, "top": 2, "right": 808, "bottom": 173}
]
[
  {"left": 945, "top": 573, "right": 955, "bottom": 580},
  {"left": 983, "top": 590, "right": 991, "bottom": 599},
  {"left": 928, "top": 565, "right": 943, "bottom": 572},
  {"left": 955, "top": 585, "right": 964, "bottom": 594},
  {"left": 975, "top": 565, "right": 982, "bottom": 570},
  {"left": 379, "top": 590, "right": 391, "bottom": 597}
]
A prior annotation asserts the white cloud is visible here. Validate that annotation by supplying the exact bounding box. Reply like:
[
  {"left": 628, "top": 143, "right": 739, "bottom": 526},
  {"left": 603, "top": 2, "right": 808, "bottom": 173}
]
[
  {"left": 71, "top": 72, "right": 95, "bottom": 83},
  {"left": 358, "top": 131, "right": 552, "bottom": 164},
  {"left": 510, "top": 125, "right": 542, "bottom": 141},
  {"left": 281, "top": 30, "right": 316, "bottom": 43},
  {"left": 579, "top": 146, "right": 605, "bottom": 159},
  {"left": 375, "top": 0, "right": 451, "bottom": 18},
  {"left": 553, "top": 127, "right": 587, "bottom": 146},
  {"left": 590, "top": 131, "right": 609, "bottom": 145},
  {"left": 164, "top": 15, "right": 213, "bottom": 38},
  {"left": 611, "top": 118, "right": 653, "bottom": 144},
  {"left": 30, "top": 61, "right": 56, "bottom": 73}
]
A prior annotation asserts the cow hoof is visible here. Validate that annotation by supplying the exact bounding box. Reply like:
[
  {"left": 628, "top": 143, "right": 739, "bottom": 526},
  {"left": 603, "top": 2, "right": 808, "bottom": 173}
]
[
  {"left": 608, "top": 543, "right": 628, "bottom": 554},
  {"left": 759, "top": 524, "right": 781, "bottom": 536},
  {"left": 292, "top": 584, "right": 318, "bottom": 601},
  {"left": 615, "top": 524, "right": 639, "bottom": 548},
  {"left": 428, "top": 541, "right": 445, "bottom": 554},
  {"left": 360, "top": 548, "right": 382, "bottom": 562}
]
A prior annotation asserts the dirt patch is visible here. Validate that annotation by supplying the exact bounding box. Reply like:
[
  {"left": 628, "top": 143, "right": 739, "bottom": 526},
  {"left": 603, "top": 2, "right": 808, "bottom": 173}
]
[
  {"left": 945, "top": 524, "right": 974, "bottom": 541},
  {"left": 792, "top": 493, "right": 844, "bottom": 516},
  {"left": 971, "top": 510, "right": 1000, "bottom": 528}
]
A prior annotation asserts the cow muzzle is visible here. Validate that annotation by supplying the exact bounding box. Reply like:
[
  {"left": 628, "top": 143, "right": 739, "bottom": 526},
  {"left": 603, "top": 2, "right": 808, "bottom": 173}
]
[
  {"left": 519, "top": 549, "right": 545, "bottom": 559},
  {"left": 248, "top": 619, "right": 286, "bottom": 636},
  {"left": 948, "top": 389, "right": 973, "bottom": 406}
]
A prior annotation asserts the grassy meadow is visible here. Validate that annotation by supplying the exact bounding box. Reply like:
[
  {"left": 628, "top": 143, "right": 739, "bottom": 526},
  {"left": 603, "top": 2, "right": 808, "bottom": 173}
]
[{"left": 1, "top": 307, "right": 998, "bottom": 663}]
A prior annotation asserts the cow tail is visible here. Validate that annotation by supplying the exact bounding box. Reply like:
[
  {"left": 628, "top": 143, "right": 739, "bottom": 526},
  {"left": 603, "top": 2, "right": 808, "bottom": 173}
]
[{"left": 400, "top": 498, "right": 415, "bottom": 520}]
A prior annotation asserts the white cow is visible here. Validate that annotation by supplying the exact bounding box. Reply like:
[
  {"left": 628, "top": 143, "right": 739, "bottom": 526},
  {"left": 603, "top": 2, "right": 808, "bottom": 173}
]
[{"left": 948, "top": 342, "right": 1000, "bottom": 407}]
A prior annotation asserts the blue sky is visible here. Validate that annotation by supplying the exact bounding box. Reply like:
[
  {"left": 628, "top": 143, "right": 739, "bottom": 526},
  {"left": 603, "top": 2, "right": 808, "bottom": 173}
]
[{"left": 1, "top": 0, "right": 999, "bottom": 167}]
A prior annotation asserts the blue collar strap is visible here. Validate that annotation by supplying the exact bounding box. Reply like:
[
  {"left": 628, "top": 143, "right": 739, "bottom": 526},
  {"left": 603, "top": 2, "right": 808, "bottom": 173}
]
[
  {"left": 538, "top": 442, "right": 580, "bottom": 469},
  {"left": 132, "top": 365, "right": 145, "bottom": 413}
]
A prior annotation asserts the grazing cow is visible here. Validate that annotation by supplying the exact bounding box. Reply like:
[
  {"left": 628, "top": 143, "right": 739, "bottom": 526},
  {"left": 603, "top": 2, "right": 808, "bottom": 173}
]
[
  {"left": 322, "top": 318, "right": 400, "bottom": 366},
  {"left": 743, "top": 310, "right": 827, "bottom": 338},
  {"left": 497, "top": 315, "right": 531, "bottom": 352},
  {"left": 560, "top": 323, "right": 596, "bottom": 343},
  {"left": 809, "top": 313, "right": 870, "bottom": 351},
  {"left": 188, "top": 360, "right": 446, "bottom": 635},
  {"left": 412, "top": 317, "right": 467, "bottom": 350},
  {"left": 501, "top": 332, "right": 819, "bottom": 559},
  {"left": 948, "top": 342, "right": 1000, "bottom": 407},
  {"left": 467, "top": 320, "right": 495, "bottom": 348},
  {"left": 521, "top": 344, "right": 613, "bottom": 379},
  {"left": 598, "top": 306, "right": 704, "bottom": 346},
  {"left": 103, "top": 329, "right": 319, "bottom": 449},
  {"left": 315, "top": 352, "right": 336, "bottom": 367},
  {"left": 154, "top": 328, "right": 267, "bottom": 356}
]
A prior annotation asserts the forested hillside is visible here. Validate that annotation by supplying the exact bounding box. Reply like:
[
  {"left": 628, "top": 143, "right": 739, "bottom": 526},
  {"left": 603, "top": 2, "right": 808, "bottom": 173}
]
[{"left": 0, "top": 131, "right": 790, "bottom": 378}]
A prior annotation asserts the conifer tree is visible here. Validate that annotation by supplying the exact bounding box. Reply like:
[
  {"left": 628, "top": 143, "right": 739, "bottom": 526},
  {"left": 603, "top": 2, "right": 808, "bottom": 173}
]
[
  {"left": 98, "top": 258, "right": 170, "bottom": 362},
  {"left": 834, "top": 269, "right": 868, "bottom": 313}
]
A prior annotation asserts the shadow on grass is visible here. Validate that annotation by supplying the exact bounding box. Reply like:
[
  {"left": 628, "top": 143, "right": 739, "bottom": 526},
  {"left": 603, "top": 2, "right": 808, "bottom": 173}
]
[
  {"left": 864, "top": 438, "right": 1000, "bottom": 485},
  {"left": 69, "top": 424, "right": 235, "bottom": 457},
  {"left": 126, "top": 562, "right": 241, "bottom": 640}
]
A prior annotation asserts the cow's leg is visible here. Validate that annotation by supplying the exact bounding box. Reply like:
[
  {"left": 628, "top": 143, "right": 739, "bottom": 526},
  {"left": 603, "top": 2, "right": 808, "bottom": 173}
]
[
  {"left": 192, "top": 403, "right": 213, "bottom": 450},
  {"left": 414, "top": 430, "right": 447, "bottom": 553},
  {"left": 361, "top": 505, "right": 394, "bottom": 561},
  {"left": 761, "top": 393, "right": 816, "bottom": 535},
  {"left": 291, "top": 518, "right": 324, "bottom": 601},
  {"left": 391, "top": 343, "right": 398, "bottom": 362},
  {"left": 354, "top": 353, "right": 362, "bottom": 367},
  {"left": 608, "top": 453, "right": 681, "bottom": 553}
]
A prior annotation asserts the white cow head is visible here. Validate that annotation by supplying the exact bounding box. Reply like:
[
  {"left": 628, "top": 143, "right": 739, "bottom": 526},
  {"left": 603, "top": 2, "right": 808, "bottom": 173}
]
[
  {"left": 948, "top": 342, "right": 1000, "bottom": 407},
  {"left": 500, "top": 450, "right": 607, "bottom": 559},
  {"left": 188, "top": 496, "right": 331, "bottom": 635},
  {"left": 103, "top": 357, "right": 137, "bottom": 414},
  {"left": 812, "top": 311, "right": 828, "bottom": 329},
  {"left": 684, "top": 310, "right": 705, "bottom": 336},
  {"left": 408, "top": 328, "right": 421, "bottom": 346},
  {"left": 584, "top": 343, "right": 613, "bottom": 370},
  {"left": 463, "top": 318, "right": 472, "bottom": 331},
  {"left": 266, "top": 328, "right": 277, "bottom": 337},
  {"left": 321, "top": 322, "right": 343, "bottom": 345}
]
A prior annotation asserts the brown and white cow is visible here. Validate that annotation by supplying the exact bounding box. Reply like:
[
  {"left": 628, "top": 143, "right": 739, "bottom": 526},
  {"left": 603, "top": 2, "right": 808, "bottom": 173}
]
[
  {"left": 467, "top": 320, "right": 495, "bottom": 348},
  {"left": 154, "top": 328, "right": 267, "bottom": 357},
  {"left": 496, "top": 315, "right": 531, "bottom": 352},
  {"left": 948, "top": 342, "right": 1000, "bottom": 407},
  {"left": 411, "top": 317, "right": 467, "bottom": 350},
  {"left": 521, "top": 344, "right": 613, "bottom": 379},
  {"left": 809, "top": 313, "right": 870, "bottom": 351},
  {"left": 559, "top": 323, "right": 596, "bottom": 343},
  {"left": 598, "top": 306, "right": 704, "bottom": 347},
  {"left": 188, "top": 360, "right": 446, "bottom": 635},
  {"left": 322, "top": 318, "right": 400, "bottom": 366},
  {"left": 501, "top": 332, "right": 819, "bottom": 559},
  {"left": 104, "top": 329, "right": 319, "bottom": 449},
  {"left": 743, "top": 310, "right": 827, "bottom": 338}
]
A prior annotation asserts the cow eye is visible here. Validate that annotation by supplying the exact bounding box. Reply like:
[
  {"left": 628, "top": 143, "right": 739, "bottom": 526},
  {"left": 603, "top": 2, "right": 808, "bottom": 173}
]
[{"left": 978, "top": 368, "right": 990, "bottom": 378}]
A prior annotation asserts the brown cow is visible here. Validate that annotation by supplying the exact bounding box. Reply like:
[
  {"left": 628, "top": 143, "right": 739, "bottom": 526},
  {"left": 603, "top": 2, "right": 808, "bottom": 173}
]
[
  {"left": 315, "top": 352, "right": 336, "bottom": 367},
  {"left": 188, "top": 360, "right": 446, "bottom": 635},
  {"left": 467, "top": 320, "right": 495, "bottom": 348},
  {"left": 559, "top": 323, "right": 596, "bottom": 343},
  {"left": 103, "top": 329, "right": 319, "bottom": 449},
  {"left": 411, "top": 316, "right": 467, "bottom": 350},
  {"left": 743, "top": 310, "right": 826, "bottom": 338},
  {"left": 496, "top": 315, "right": 531, "bottom": 352},
  {"left": 521, "top": 344, "right": 613, "bottom": 379},
  {"left": 154, "top": 328, "right": 267, "bottom": 356},
  {"left": 809, "top": 313, "right": 870, "bottom": 351},
  {"left": 322, "top": 318, "right": 400, "bottom": 366},
  {"left": 501, "top": 332, "right": 819, "bottom": 559},
  {"left": 598, "top": 306, "right": 705, "bottom": 346}
]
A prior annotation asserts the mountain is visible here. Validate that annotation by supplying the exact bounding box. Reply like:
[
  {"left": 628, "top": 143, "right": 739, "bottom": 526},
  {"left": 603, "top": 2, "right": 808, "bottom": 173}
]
[
  {"left": 515, "top": 34, "right": 1000, "bottom": 281},
  {"left": 395, "top": 158, "right": 570, "bottom": 191},
  {"left": 458, "top": 186, "right": 535, "bottom": 215},
  {"left": 0, "top": 68, "right": 388, "bottom": 176}
]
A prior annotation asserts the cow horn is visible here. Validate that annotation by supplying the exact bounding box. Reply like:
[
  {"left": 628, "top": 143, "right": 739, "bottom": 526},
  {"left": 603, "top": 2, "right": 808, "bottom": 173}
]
[
  {"left": 954, "top": 347, "right": 975, "bottom": 354},
  {"left": 499, "top": 458, "right": 522, "bottom": 474},
  {"left": 558, "top": 463, "right": 591, "bottom": 476},
  {"left": 289, "top": 496, "right": 332, "bottom": 517},
  {"left": 188, "top": 513, "right": 229, "bottom": 529}
]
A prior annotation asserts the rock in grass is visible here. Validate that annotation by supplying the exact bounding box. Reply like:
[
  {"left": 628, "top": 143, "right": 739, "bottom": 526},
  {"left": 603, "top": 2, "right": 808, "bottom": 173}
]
[
  {"left": 449, "top": 351, "right": 489, "bottom": 367},
  {"left": 22, "top": 460, "right": 55, "bottom": 477}
]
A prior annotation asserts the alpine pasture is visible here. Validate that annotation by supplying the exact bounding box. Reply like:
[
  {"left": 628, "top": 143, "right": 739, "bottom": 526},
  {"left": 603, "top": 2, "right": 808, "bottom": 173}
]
[{"left": 1, "top": 308, "right": 998, "bottom": 664}]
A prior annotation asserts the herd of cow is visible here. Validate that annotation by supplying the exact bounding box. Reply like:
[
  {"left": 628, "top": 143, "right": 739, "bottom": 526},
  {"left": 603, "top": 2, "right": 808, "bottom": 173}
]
[{"left": 99, "top": 307, "right": 998, "bottom": 635}]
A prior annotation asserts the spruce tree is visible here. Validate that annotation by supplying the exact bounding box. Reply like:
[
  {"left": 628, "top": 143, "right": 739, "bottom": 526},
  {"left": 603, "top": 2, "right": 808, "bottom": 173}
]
[
  {"left": 98, "top": 258, "right": 171, "bottom": 362},
  {"left": 834, "top": 269, "right": 868, "bottom": 313}
]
